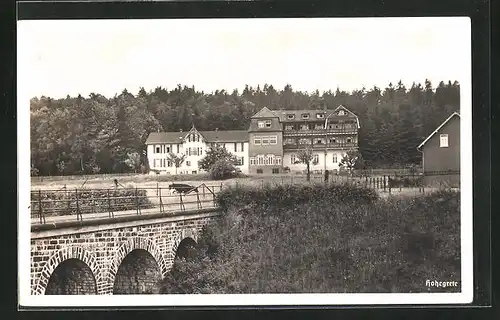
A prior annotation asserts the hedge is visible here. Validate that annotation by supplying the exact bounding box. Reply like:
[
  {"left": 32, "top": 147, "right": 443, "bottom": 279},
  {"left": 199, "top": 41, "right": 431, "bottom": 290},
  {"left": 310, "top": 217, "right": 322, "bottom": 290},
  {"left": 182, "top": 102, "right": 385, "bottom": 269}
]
[{"left": 31, "top": 188, "right": 154, "bottom": 216}]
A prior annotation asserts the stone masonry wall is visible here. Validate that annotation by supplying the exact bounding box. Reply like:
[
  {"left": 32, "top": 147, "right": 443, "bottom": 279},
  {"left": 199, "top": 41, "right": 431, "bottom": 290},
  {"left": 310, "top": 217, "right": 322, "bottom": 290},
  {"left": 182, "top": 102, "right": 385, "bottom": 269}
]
[{"left": 31, "top": 214, "right": 217, "bottom": 295}]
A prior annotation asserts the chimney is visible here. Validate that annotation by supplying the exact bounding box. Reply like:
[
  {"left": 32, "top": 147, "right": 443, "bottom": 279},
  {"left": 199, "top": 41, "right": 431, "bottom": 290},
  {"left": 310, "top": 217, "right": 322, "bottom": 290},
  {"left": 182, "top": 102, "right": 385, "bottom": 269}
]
[
  {"left": 180, "top": 129, "right": 183, "bottom": 132},
  {"left": 215, "top": 128, "right": 218, "bottom": 132}
]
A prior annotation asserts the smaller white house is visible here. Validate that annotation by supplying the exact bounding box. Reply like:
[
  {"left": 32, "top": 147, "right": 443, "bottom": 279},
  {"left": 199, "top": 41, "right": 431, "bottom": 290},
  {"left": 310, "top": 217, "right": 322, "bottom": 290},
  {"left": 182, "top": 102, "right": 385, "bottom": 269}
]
[{"left": 145, "top": 126, "right": 249, "bottom": 175}]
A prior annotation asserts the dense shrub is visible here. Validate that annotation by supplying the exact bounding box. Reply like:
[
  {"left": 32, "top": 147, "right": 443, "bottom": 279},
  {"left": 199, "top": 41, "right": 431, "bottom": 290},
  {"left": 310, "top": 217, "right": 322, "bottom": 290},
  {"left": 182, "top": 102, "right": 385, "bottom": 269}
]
[
  {"left": 159, "top": 187, "right": 460, "bottom": 294},
  {"left": 215, "top": 182, "right": 379, "bottom": 212},
  {"left": 209, "top": 159, "right": 238, "bottom": 180},
  {"left": 31, "top": 188, "right": 154, "bottom": 216}
]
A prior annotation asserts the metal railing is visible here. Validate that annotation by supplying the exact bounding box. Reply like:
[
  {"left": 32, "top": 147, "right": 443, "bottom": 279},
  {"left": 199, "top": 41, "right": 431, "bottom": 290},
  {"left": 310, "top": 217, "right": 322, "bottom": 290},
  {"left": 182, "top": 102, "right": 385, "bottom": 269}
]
[{"left": 30, "top": 183, "right": 224, "bottom": 225}]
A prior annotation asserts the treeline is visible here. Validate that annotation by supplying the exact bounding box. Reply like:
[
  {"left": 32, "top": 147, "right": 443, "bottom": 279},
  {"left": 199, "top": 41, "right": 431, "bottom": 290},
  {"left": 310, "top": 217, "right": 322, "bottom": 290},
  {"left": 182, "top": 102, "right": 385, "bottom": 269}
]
[{"left": 30, "top": 80, "right": 460, "bottom": 176}]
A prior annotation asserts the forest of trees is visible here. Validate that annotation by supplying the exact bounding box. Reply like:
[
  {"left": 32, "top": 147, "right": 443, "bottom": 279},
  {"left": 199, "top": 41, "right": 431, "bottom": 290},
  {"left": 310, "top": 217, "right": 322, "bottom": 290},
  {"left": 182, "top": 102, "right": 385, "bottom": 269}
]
[{"left": 30, "top": 80, "right": 460, "bottom": 176}]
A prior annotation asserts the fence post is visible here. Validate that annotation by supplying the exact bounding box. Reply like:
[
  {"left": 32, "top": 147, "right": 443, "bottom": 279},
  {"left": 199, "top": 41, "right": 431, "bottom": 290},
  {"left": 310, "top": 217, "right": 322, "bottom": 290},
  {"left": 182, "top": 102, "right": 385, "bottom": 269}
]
[
  {"left": 91, "top": 189, "right": 95, "bottom": 214},
  {"left": 156, "top": 182, "right": 159, "bottom": 196},
  {"left": 159, "top": 188, "right": 163, "bottom": 213},
  {"left": 383, "top": 175, "right": 386, "bottom": 192},
  {"left": 135, "top": 187, "right": 141, "bottom": 215},
  {"left": 107, "top": 189, "right": 113, "bottom": 218},
  {"left": 75, "top": 188, "right": 81, "bottom": 221},
  {"left": 38, "top": 190, "right": 45, "bottom": 224},
  {"left": 179, "top": 193, "right": 185, "bottom": 211},
  {"left": 196, "top": 192, "right": 202, "bottom": 210},
  {"left": 388, "top": 178, "right": 392, "bottom": 194}
]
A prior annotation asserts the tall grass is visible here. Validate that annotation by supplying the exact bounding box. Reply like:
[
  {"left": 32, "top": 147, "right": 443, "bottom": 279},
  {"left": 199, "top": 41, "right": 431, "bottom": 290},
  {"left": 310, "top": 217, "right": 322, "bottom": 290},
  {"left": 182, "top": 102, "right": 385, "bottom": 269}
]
[{"left": 160, "top": 185, "right": 460, "bottom": 294}]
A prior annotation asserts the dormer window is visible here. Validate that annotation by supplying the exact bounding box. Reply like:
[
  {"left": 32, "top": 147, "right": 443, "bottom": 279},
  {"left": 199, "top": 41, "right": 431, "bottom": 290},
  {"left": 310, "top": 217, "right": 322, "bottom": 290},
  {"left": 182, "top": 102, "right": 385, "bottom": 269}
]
[
  {"left": 287, "top": 114, "right": 295, "bottom": 120},
  {"left": 338, "top": 110, "right": 345, "bottom": 116},
  {"left": 258, "top": 121, "right": 265, "bottom": 128},
  {"left": 265, "top": 120, "right": 272, "bottom": 128},
  {"left": 301, "top": 113, "right": 310, "bottom": 119},
  {"left": 316, "top": 113, "right": 324, "bottom": 119}
]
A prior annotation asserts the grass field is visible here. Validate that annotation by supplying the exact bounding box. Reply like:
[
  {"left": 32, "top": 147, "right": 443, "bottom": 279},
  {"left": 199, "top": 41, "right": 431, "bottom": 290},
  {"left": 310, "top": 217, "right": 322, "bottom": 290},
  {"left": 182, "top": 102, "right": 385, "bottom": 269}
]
[{"left": 160, "top": 183, "right": 461, "bottom": 294}]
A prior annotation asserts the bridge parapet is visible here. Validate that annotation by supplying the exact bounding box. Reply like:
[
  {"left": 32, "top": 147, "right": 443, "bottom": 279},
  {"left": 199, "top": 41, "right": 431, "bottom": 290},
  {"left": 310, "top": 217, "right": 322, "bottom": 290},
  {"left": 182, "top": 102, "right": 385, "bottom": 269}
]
[{"left": 30, "top": 204, "right": 222, "bottom": 295}]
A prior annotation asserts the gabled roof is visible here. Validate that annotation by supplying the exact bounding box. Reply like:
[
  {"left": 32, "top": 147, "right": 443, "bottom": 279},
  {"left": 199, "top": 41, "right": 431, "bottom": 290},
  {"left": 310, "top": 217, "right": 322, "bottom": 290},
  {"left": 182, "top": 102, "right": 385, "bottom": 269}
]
[
  {"left": 417, "top": 112, "right": 460, "bottom": 150},
  {"left": 251, "top": 107, "right": 279, "bottom": 119},
  {"left": 199, "top": 130, "right": 248, "bottom": 143},
  {"left": 145, "top": 130, "right": 248, "bottom": 145},
  {"left": 272, "top": 105, "right": 360, "bottom": 128},
  {"left": 145, "top": 132, "right": 186, "bottom": 145},
  {"left": 330, "top": 105, "right": 360, "bottom": 129},
  {"left": 272, "top": 109, "right": 330, "bottom": 122}
]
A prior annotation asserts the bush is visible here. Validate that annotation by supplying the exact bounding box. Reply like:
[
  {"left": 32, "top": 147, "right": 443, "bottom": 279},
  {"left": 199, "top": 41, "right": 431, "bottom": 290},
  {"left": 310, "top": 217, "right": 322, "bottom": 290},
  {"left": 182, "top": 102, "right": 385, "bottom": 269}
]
[
  {"left": 159, "top": 188, "right": 460, "bottom": 294},
  {"left": 215, "top": 182, "right": 379, "bottom": 212},
  {"left": 31, "top": 188, "right": 154, "bottom": 216},
  {"left": 209, "top": 159, "right": 238, "bottom": 180}
]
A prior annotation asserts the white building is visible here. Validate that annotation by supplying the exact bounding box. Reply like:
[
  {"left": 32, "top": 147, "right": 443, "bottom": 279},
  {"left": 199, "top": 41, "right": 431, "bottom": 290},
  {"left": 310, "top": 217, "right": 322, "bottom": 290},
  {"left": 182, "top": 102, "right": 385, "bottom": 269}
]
[{"left": 145, "top": 126, "right": 249, "bottom": 175}]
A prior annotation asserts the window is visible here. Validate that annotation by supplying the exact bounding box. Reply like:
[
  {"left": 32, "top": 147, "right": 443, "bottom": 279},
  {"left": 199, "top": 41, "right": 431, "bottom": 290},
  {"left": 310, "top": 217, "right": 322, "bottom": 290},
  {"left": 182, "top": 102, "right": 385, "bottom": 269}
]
[
  {"left": 338, "top": 110, "right": 345, "bottom": 116},
  {"left": 301, "top": 113, "right": 310, "bottom": 119},
  {"left": 270, "top": 136, "right": 277, "bottom": 145},
  {"left": 262, "top": 137, "right": 269, "bottom": 145},
  {"left": 176, "top": 144, "right": 180, "bottom": 153},
  {"left": 258, "top": 121, "right": 265, "bottom": 128},
  {"left": 192, "top": 171, "right": 197, "bottom": 174},
  {"left": 333, "top": 154, "right": 338, "bottom": 163},
  {"left": 291, "top": 154, "right": 297, "bottom": 164},
  {"left": 250, "top": 157, "right": 256, "bottom": 165},
  {"left": 254, "top": 138, "right": 261, "bottom": 145},
  {"left": 166, "top": 146, "right": 170, "bottom": 153},
  {"left": 313, "top": 154, "right": 319, "bottom": 164},
  {"left": 186, "top": 161, "right": 191, "bottom": 166},
  {"left": 284, "top": 138, "right": 295, "bottom": 145},
  {"left": 316, "top": 139, "right": 324, "bottom": 144},
  {"left": 285, "top": 125, "right": 294, "bottom": 131},
  {"left": 234, "top": 143, "right": 237, "bottom": 152},
  {"left": 315, "top": 124, "right": 324, "bottom": 130},
  {"left": 272, "top": 168, "right": 279, "bottom": 174},
  {"left": 316, "top": 113, "right": 325, "bottom": 119},
  {"left": 155, "top": 146, "right": 160, "bottom": 153},
  {"left": 275, "top": 156, "right": 282, "bottom": 165},
  {"left": 257, "top": 169, "right": 263, "bottom": 174},
  {"left": 241, "top": 142, "right": 244, "bottom": 151},
  {"left": 300, "top": 124, "right": 309, "bottom": 131},
  {"left": 329, "top": 138, "right": 336, "bottom": 144},
  {"left": 265, "top": 120, "right": 272, "bottom": 128},
  {"left": 287, "top": 114, "right": 295, "bottom": 120},
  {"left": 347, "top": 138, "right": 352, "bottom": 143},
  {"left": 299, "top": 138, "right": 311, "bottom": 145},
  {"left": 167, "top": 161, "right": 172, "bottom": 167},
  {"left": 440, "top": 134, "right": 449, "bottom": 147}
]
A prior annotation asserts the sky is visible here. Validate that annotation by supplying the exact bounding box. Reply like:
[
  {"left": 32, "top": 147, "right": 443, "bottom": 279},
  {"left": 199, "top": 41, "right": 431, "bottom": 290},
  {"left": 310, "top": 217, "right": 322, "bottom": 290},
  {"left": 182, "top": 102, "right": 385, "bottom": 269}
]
[{"left": 17, "top": 17, "right": 471, "bottom": 99}]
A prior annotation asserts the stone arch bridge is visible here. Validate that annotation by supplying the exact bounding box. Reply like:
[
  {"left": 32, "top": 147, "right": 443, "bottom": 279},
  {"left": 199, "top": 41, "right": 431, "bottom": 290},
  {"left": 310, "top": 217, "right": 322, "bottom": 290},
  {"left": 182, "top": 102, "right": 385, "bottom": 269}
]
[{"left": 30, "top": 208, "right": 221, "bottom": 295}]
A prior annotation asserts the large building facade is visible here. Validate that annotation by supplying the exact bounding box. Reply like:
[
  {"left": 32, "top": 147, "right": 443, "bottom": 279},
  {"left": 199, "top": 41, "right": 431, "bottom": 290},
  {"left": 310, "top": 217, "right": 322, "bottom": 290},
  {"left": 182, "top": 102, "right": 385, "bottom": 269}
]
[
  {"left": 146, "top": 127, "right": 249, "bottom": 175},
  {"left": 145, "top": 105, "right": 360, "bottom": 175}
]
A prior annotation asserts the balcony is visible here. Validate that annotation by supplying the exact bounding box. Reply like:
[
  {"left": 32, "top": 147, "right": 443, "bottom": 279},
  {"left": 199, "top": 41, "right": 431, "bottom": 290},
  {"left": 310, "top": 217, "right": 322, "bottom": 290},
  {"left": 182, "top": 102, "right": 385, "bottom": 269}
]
[
  {"left": 283, "top": 143, "right": 358, "bottom": 150},
  {"left": 283, "top": 129, "right": 358, "bottom": 136}
]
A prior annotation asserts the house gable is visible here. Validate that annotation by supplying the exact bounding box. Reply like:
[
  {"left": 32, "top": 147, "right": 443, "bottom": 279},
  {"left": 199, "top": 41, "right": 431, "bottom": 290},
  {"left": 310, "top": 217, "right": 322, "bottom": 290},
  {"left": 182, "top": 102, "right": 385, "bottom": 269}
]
[
  {"left": 417, "top": 112, "right": 460, "bottom": 150},
  {"left": 251, "top": 107, "right": 279, "bottom": 119}
]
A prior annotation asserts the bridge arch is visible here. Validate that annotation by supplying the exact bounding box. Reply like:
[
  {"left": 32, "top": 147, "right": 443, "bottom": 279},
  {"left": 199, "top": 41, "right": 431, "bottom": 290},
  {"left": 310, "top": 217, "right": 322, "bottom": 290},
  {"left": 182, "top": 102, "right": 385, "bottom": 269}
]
[
  {"left": 171, "top": 228, "right": 199, "bottom": 259},
  {"left": 34, "top": 246, "right": 100, "bottom": 295},
  {"left": 110, "top": 237, "right": 167, "bottom": 294}
]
